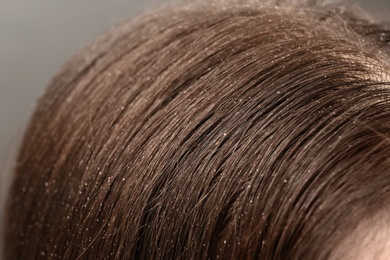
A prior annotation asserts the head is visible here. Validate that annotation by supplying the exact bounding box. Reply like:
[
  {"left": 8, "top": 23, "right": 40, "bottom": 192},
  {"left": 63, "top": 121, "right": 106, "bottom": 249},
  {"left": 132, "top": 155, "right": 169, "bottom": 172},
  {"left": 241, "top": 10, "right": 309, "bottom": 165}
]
[{"left": 3, "top": 0, "right": 390, "bottom": 259}]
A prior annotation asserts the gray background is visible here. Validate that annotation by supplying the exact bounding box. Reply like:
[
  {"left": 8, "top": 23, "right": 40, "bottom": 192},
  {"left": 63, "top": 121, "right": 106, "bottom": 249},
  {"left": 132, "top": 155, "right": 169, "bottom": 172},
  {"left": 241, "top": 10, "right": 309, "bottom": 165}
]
[{"left": 0, "top": 0, "right": 389, "bottom": 257}]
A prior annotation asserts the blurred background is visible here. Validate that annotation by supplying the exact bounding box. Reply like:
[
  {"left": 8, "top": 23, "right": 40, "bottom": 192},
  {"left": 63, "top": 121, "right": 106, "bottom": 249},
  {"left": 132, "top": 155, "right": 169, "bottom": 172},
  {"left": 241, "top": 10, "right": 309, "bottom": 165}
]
[{"left": 0, "top": 0, "right": 389, "bottom": 257}]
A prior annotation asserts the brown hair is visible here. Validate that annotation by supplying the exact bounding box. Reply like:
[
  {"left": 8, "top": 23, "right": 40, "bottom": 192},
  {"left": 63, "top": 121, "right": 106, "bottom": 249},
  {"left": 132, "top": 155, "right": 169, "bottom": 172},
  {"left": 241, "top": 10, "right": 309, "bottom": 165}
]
[{"left": 4, "top": 0, "right": 390, "bottom": 259}]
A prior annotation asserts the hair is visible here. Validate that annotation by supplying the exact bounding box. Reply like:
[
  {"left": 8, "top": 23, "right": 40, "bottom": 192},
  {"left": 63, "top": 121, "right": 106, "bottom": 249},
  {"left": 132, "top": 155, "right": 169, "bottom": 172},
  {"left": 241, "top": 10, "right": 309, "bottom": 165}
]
[{"left": 4, "top": 0, "right": 390, "bottom": 259}]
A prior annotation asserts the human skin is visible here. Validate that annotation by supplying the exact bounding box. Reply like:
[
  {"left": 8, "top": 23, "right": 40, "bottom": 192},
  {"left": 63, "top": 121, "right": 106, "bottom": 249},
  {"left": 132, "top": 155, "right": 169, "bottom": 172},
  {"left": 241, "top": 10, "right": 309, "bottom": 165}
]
[{"left": 330, "top": 211, "right": 390, "bottom": 260}]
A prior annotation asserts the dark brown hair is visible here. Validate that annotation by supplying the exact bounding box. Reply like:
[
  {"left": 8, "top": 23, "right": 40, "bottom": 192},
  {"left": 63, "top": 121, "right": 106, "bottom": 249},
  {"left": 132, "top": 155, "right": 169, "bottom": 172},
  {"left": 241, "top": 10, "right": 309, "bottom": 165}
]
[{"left": 4, "top": 0, "right": 390, "bottom": 259}]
